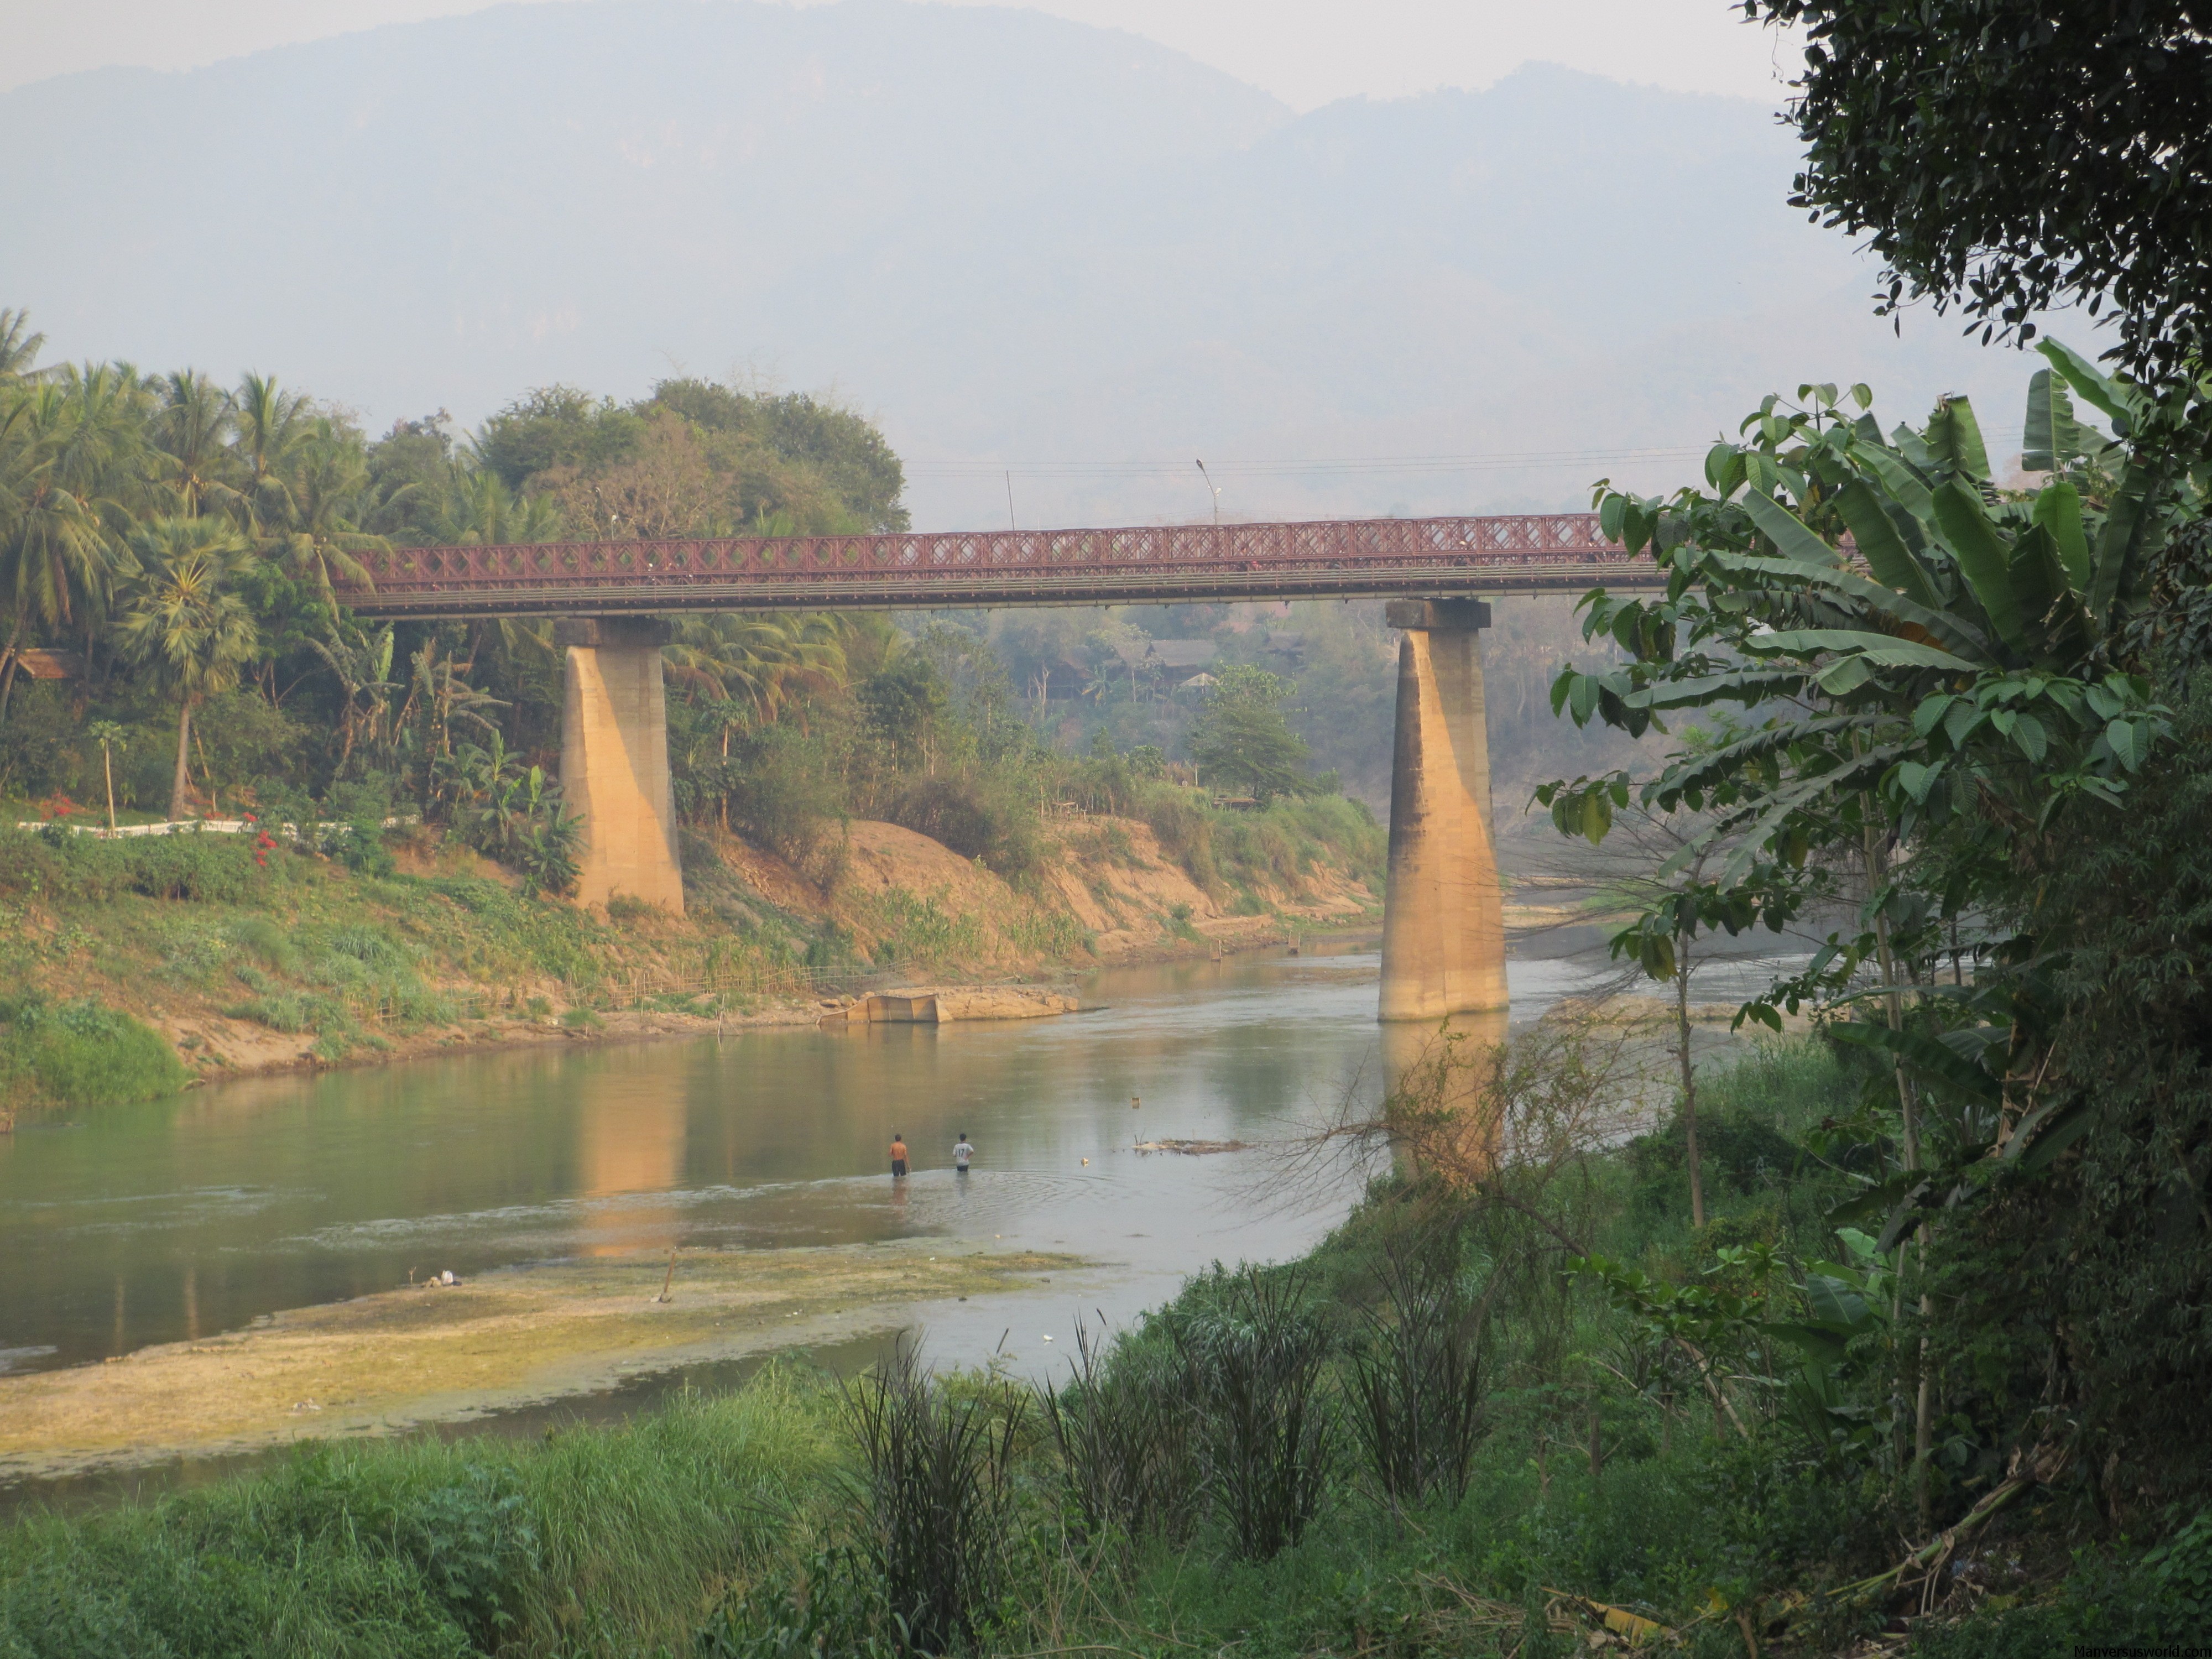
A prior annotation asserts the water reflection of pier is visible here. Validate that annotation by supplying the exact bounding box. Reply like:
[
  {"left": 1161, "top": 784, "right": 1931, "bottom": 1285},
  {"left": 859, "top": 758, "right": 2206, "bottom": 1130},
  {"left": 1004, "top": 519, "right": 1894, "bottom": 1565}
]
[{"left": 576, "top": 1072, "right": 689, "bottom": 1256}]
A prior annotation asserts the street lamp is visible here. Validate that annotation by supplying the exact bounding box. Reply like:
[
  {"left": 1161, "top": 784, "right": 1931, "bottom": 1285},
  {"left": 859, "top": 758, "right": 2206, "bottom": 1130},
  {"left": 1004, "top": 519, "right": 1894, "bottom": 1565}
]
[{"left": 1194, "top": 458, "right": 1221, "bottom": 525}]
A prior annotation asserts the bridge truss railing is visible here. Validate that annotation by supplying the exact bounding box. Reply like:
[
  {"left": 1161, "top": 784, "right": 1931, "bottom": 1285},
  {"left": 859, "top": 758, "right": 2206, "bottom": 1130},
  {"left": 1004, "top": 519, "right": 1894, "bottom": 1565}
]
[{"left": 345, "top": 513, "right": 1656, "bottom": 616}]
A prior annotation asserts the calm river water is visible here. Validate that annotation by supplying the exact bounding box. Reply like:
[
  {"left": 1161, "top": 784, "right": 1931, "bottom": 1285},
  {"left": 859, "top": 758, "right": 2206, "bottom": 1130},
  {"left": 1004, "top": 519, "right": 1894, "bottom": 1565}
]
[{"left": 0, "top": 944, "right": 1608, "bottom": 1403}]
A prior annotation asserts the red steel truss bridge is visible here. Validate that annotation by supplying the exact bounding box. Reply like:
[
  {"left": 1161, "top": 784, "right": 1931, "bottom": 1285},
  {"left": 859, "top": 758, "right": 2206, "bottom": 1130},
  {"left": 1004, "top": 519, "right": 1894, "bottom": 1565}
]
[{"left": 343, "top": 513, "right": 1663, "bottom": 618}]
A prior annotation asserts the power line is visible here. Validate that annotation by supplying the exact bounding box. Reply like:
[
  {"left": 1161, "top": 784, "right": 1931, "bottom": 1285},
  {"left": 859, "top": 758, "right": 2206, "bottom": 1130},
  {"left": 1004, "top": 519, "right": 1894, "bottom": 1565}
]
[
  {"left": 904, "top": 444, "right": 1710, "bottom": 479},
  {"left": 905, "top": 429, "right": 2042, "bottom": 483}
]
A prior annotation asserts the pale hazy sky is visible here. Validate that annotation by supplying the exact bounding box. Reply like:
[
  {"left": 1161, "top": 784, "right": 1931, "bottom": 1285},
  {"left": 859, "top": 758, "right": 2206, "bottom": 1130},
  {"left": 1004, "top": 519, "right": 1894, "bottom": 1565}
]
[{"left": 5, "top": 0, "right": 1797, "bottom": 107}]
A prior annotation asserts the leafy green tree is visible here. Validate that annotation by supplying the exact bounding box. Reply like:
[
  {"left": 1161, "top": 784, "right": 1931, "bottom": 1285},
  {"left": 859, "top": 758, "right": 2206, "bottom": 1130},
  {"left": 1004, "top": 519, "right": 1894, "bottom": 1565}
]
[
  {"left": 646, "top": 379, "right": 910, "bottom": 531},
  {"left": 860, "top": 652, "right": 950, "bottom": 770},
  {"left": 362, "top": 412, "right": 456, "bottom": 543},
  {"left": 748, "top": 391, "right": 909, "bottom": 532},
  {"left": 473, "top": 386, "right": 642, "bottom": 491},
  {"left": 1939, "top": 668, "right": 2212, "bottom": 1504},
  {"left": 1537, "top": 352, "right": 2204, "bottom": 1516},
  {"left": 1747, "top": 0, "right": 2212, "bottom": 392},
  {"left": 265, "top": 416, "right": 384, "bottom": 601},
  {"left": 1188, "top": 664, "right": 1311, "bottom": 801},
  {"left": 114, "top": 517, "right": 259, "bottom": 817}
]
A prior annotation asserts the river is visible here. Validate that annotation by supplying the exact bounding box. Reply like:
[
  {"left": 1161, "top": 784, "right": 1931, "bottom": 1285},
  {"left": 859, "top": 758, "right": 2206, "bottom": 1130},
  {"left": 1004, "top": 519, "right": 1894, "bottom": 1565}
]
[{"left": 0, "top": 940, "right": 1634, "bottom": 1504}]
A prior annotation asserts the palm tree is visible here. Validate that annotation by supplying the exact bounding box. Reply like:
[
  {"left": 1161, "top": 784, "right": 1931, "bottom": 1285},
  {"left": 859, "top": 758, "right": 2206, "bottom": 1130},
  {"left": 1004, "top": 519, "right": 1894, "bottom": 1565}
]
[
  {"left": 0, "top": 382, "right": 113, "bottom": 722},
  {"left": 150, "top": 371, "right": 242, "bottom": 520},
  {"left": 50, "top": 362, "right": 156, "bottom": 534},
  {"left": 113, "top": 517, "right": 258, "bottom": 818},
  {"left": 665, "top": 612, "right": 849, "bottom": 730},
  {"left": 234, "top": 371, "right": 309, "bottom": 528},
  {"left": 0, "top": 310, "right": 45, "bottom": 381},
  {"left": 268, "top": 417, "right": 383, "bottom": 599},
  {"left": 87, "top": 721, "right": 127, "bottom": 832},
  {"left": 437, "top": 465, "right": 562, "bottom": 546}
]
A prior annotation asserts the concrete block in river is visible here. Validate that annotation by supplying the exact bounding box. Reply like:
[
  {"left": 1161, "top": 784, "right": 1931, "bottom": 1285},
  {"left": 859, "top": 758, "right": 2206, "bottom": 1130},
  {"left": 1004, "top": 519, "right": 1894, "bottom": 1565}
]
[{"left": 862, "top": 987, "right": 1079, "bottom": 1023}]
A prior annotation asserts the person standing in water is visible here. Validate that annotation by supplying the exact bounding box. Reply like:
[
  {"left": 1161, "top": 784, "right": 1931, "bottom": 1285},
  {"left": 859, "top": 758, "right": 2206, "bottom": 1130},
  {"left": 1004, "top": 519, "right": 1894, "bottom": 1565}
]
[
  {"left": 889, "top": 1133, "right": 909, "bottom": 1178},
  {"left": 953, "top": 1132, "right": 974, "bottom": 1173}
]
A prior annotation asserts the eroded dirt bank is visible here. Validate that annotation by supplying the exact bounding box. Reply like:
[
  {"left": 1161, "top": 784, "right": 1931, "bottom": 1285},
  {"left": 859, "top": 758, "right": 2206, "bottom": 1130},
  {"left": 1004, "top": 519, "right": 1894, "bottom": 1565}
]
[
  {"left": 1, "top": 811, "right": 1379, "bottom": 1114},
  {"left": 0, "top": 1242, "right": 1079, "bottom": 1482}
]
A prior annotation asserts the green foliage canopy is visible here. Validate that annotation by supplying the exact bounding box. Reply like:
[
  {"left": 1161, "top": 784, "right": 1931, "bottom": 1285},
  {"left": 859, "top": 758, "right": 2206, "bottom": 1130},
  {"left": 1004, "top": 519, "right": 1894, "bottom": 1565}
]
[
  {"left": 1748, "top": 0, "right": 2212, "bottom": 393},
  {"left": 1187, "top": 664, "right": 1312, "bottom": 801},
  {"left": 1539, "top": 351, "right": 2208, "bottom": 1231}
]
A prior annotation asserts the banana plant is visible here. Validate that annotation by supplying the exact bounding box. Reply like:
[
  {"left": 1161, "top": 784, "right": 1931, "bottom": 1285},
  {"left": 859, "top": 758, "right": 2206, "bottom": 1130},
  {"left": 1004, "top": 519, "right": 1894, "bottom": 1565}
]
[{"left": 1541, "top": 350, "right": 2192, "bottom": 1189}]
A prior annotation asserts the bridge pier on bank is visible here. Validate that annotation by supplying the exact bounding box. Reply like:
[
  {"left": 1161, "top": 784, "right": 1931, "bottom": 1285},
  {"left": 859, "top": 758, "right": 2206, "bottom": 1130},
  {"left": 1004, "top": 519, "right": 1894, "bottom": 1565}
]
[
  {"left": 1378, "top": 598, "right": 1506, "bottom": 1023},
  {"left": 556, "top": 617, "right": 685, "bottom": 915}
]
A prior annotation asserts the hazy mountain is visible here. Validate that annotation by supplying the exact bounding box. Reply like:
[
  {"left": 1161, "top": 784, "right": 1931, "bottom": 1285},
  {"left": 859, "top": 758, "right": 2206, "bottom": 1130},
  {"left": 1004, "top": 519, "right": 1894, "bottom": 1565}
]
[{"left": 0, "top": 0, "right": 2070, "bottom": 530}]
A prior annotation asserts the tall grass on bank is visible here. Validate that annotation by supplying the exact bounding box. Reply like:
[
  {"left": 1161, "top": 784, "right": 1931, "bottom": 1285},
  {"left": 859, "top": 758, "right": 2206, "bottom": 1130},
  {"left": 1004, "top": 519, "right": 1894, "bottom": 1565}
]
[
  {"left": 1346, "top": 1224, "right": 1490, "bottom": 1513},
  {"left": 842, "top": 1344, "right": 1018, "bottom": 1655},
  {"left": 0, "top": 1373, "right": 839, "bottom": 1659},
  {"left": 1131, "top": 784, "right": 1385, "bottom": 902},
  {"left": 1042, "top": 1318, "right": 1200, "bottom": 1552},
  {"left": 1171, "top": 1265, "right": 1339, "bottom": 1560},
  {"left": 0, "top": 994, "right": 186, "bottom": 1116}
]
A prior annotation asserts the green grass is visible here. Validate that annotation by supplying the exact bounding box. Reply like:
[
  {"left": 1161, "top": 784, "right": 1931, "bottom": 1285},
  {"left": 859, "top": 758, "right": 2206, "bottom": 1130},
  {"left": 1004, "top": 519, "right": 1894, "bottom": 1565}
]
[
  {"left": 0, "top": 995, "right": 188, "bottom": 1114},
  {"left": 1133, "top": 783, "right": 1386, "bottom": 902},
  {"left": 0, "top": 827, "right": 627, "bottom": 1092},
  {"left": 0, "top": 1370, "right": 841, "bottom": 1659}
]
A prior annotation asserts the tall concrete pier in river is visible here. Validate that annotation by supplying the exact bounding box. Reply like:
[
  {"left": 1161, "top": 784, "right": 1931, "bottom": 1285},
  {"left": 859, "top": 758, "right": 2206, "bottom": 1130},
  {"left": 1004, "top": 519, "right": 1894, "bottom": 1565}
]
[
  {"left": 1377, "top": 598, "right": 1507, "bottom": 1021},
  {"left": 556, "top": 617, "right": 686, "bottom": 915}
]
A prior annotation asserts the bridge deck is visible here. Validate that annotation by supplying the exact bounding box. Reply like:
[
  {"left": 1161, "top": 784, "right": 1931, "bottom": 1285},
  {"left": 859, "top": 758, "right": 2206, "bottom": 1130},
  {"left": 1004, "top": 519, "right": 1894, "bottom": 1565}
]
[{"left": 345, "top": 514, "right": 1659, "bottom": 617}]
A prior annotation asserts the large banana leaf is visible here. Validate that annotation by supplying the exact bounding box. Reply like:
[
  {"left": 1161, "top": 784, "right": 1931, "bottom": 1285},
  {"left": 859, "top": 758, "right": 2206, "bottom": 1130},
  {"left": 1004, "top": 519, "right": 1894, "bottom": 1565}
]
[
  {"left": 1698, "top": 546, "right": 1990, "bottom": 659},
  {"left": 1931, "top": 481, "right": 2027, "bottom": 651},
  {"left": 1850, "top": 440, "right": 1939, "bottom": 528},
  {"left": 1750, "top": 629, "right": 1983, "bottom": 673},
  {"left": 2036, "top": 338, "right": 2134, "bottom": 432},
  {"left": 2021, "top": 368, "right": 2089, "bottom": 472},
  {"left": 1891, "top": 422, "right": 1939, "bottom": 476},
  {"left": 2085, "top": 460, "right": 2159, "bottom": 623},
  {"left": 1744, "top": 488, "right": 1843, "bottom": 566},
  {"left": 1652, "top": 739, "right": 1901, "bottom": 886},
  {"left": 1924, "top": 395, "right": 1992, "bottom": 481},
  {"left": 2031, "top": 481, "right": 2093, "bottom": 592},
  {"left": 1829, "top": 1020, "right": 2004, "bottom": 1109},
  {"left": 1710, "top": 744, "right": 1903, "bottom": 887},
  {"left": 1623, "top": 667, "right": 1812, "bottom": 710},
  {"left": 1833, "top": 478, "right": 1941, "bottom": 607},
  {"left": 1644, "top": 714, "right": 1872, "bottom": 807},
  {"left": 2004, "top": 523, "right": 2091, "bottom": 661}
]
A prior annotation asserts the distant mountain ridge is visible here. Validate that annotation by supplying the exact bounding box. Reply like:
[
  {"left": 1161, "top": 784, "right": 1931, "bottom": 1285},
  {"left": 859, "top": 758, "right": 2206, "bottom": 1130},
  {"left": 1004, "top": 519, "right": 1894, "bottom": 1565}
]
[{"left": 1, "top": 0, "right": 2060, "bottom": 530}]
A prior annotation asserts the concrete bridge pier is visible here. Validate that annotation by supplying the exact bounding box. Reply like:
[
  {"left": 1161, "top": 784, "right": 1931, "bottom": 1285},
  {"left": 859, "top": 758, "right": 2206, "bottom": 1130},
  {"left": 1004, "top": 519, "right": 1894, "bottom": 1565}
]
[
  {"left": 1378, "top": 598, "right": 1506, "bottom": 1022},
  {"left": 556, "top": 617, "right": 685, "bottom": 915}
]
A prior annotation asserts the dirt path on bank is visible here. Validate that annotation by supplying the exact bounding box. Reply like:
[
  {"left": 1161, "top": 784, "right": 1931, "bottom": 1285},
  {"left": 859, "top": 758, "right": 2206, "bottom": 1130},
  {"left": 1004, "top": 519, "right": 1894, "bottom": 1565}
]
[{"left": 0, "top": 1243, "right": 1081, "bottom": 1482}]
